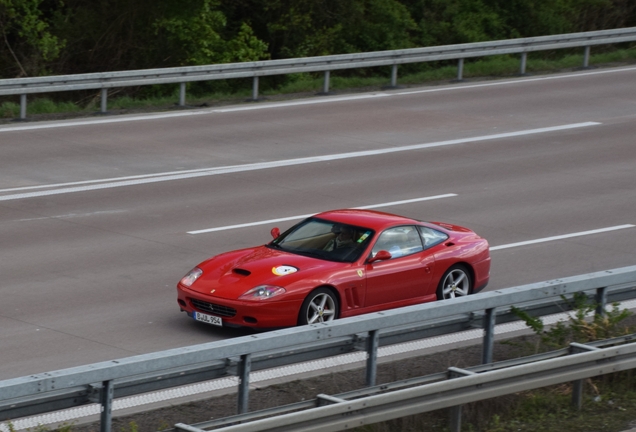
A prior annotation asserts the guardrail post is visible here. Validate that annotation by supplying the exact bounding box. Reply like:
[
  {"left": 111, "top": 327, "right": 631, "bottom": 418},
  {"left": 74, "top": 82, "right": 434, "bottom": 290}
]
[
  {"left": 99, "top": 380, "right": 114, "bottom": 432},
  {"left": 179, "top": 83, "right": 186, "bottom": 106},
  {"left": 19, "top": 94, "right": 27, "bottom": 120},
  {"left": 252, "top": 76, "right": 259, "bottom": 101},
  {"left": 391, "top": 64, "right": 398, "bottom": 87},
  {"left": 450, "top": 406, "right": 462, "bottom": 432},
  {"left": 569, "top": 342, "right": 600, "bottom": 409},
  {"left": 322, "top": 71, "right": 330, "bottom": 94},
  {"left": 520, "top": 52, "right": 528, "bottom": 75},
  {"left": 572, "top": 379, "right": 584, "bottom": 409},
  {"left": 100, "top": 89, "right": 108, "bottom": 113},
  {"left": 456, "top": 58, "right": 464, "bottom": 81},
  {"left": 447, "top": 367, "right": 475, "bottom": 432},
  {"left": 482, "top": 308, "right": 496, "bottom": 364},
  {"left": 237, "top": 353, "right": 251, "bottom": 414},
  {"left": 366, "top": 330, "right": 380, "bottom": 386},
  {"left": 583, "top": 46, "right": 591, "bottom": 68},
  {"left": 595, "top": 287, "right": 607, "bottom": 316}
]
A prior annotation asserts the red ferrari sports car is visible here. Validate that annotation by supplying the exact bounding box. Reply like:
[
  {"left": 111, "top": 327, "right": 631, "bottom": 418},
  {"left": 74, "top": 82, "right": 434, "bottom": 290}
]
[{"left": 177, "top": 209, "right": 490, "bottom": 329}]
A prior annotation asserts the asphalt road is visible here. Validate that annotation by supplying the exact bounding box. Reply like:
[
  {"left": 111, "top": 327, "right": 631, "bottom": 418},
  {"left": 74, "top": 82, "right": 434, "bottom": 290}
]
[{"left": 1, "top": 66, "right": 635, "bottom": 380}]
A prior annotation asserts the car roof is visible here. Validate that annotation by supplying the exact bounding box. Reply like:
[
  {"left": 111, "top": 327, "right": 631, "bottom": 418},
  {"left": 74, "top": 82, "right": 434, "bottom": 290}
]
[{"left": 312, "top": 209, "right": 420, "bottom": 231}]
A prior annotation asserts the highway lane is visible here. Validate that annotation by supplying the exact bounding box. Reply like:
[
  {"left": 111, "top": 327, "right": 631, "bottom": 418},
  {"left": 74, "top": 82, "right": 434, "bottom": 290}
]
[{"left": 1, "top": 66, "right": 636, "bottom": 379}]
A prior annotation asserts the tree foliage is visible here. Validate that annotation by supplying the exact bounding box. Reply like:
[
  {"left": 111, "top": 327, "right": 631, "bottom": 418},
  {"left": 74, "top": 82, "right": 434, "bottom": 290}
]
[
  {"left": 154, "top": 0, "right": 268, "bottom": 65},
  {"left": 0, "top": 0, "right": 65, "bottom": 77},
  {"left": 0, "top": 0, "right": 634, "bottom": 79}
]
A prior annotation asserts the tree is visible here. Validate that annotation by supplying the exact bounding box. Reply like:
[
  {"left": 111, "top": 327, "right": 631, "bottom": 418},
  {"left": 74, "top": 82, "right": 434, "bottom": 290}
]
[
  {"left": 404, "top": 0, "right": 506, "bottom": 46},
  {"left": 154, "top": 0, "right": 268, "bottom": 66},
  {"left": 0, "top": 0, "right": 65, "bottom": 77}
]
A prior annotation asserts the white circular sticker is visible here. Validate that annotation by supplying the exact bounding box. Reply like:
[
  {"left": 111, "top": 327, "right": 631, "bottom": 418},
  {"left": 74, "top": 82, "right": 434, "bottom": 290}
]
[{"left": 272, "top": 265, "right": 298, "bottom": 276}]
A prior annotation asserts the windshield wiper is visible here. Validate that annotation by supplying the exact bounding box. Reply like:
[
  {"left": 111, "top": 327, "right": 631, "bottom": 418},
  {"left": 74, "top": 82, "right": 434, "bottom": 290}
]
[{"left": 293, "top": 249, "right": 328, "bottom": 259}]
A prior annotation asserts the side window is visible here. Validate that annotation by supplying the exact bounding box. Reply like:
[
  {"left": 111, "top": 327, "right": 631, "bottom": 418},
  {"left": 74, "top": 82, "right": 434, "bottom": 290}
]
[
  {"left": 371, "top": 226, "right": 423, "bottom": 259},
  {"left": 418, "top": 226, "right": 448, "bottom": 249}
]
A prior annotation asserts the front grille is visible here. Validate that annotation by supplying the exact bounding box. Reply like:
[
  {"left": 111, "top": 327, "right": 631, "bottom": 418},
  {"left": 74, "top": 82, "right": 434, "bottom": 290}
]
[{"left": 190, "top": 298, "right": 237, "bottom": 318}]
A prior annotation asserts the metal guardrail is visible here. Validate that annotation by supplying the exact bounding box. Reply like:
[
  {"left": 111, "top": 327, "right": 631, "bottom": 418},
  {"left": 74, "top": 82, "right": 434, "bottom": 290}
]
[
  {"left": 1, "top": 265, "right": 636, "bottom": 432},
  {"left": 1, "top": 27, "right": 635, "bottom": 119},
  {"left": 174, "top": 335, "right": 636, "bottom": 432}
]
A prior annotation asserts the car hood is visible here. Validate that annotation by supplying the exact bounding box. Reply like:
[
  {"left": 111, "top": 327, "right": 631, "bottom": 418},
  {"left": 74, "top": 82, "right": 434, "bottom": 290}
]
[{"left": 188, "top": 246, "right": 341, "bottom": 299}]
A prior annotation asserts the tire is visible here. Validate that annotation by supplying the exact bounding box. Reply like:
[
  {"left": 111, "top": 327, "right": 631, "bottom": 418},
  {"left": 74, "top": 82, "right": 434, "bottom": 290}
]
[
  {"left": 436, "top": 265, "right": 472, "bottom": 300},
  {"left": 298, "top": 287, "right": 339, "bottom": 325}
]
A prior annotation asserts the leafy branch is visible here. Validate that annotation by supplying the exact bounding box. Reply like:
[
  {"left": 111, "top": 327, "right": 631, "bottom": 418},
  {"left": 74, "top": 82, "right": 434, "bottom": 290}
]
[{"left": 511, "top": 293, "right": 632, "bottom": 352}]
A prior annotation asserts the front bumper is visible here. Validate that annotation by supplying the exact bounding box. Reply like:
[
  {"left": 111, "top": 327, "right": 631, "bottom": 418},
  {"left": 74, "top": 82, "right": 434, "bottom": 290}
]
[{"left": 177, "top": 284, "right": 301, "bottom": 328}]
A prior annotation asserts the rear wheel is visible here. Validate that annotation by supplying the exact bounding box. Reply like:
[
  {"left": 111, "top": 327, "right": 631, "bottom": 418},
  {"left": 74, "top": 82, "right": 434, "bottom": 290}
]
[
  {"left": 298, "top": 288, "right": 339, "bottom": 325},
  {"left": 437, "top": 265, "right": 472, "bottom": 300}
]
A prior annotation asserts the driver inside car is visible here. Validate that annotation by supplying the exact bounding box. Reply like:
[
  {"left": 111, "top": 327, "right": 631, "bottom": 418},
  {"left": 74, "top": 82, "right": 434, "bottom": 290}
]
[{"left": 324, "top": 225, "right": 355, "bottom": 251}]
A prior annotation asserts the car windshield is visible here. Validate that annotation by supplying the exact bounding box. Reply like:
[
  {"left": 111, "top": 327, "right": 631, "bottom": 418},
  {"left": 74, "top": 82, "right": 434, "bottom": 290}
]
[{"left": 269, "top": 217, "right": 374, "bottom": 263}]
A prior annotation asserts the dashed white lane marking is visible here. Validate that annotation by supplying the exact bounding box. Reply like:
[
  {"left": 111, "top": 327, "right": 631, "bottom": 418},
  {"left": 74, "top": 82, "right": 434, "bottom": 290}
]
[
  {"left": 0, "top": 67, "right": 632, "bottom": 430},
  {"left": 490, "top": 225, "right": 636, "bottom": 251},
  {"left": 15, "top": 210, "right": 127, "bottom": 222},
  {"left": 187, "top": 194, "right": 458, "bottom": 234},
  {"left": 4, "top": 300, "right": 635, "bottom": 432},
  {"left": 0, "top": 122, "right": 600, "bottom": 202},
  {"left": 0, "top": 65, "right": 634, "bottom": 133},
  {"left": 2, "top": 223, "right": 633, "bottom": 430}
]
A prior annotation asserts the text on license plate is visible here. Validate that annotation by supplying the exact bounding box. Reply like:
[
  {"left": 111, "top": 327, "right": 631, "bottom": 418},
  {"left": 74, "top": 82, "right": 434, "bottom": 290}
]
[{"left": 194, "top": 312, "right": 222, "bottom": 326}]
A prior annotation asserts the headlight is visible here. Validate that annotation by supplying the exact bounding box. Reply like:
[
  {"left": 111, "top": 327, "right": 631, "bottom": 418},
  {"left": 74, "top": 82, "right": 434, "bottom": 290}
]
[
  {"left": 180, "top": 267, "right": 203, "bottom": 287},
  {"left": 239, "top": 285, "right": 286, "bottom": 300}
]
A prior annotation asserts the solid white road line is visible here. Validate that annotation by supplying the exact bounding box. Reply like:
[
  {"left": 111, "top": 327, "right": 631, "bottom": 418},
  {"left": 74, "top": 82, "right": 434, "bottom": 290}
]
[
  {"left": 1, "top": 65, "right": 634, "bottom": 133},
  {"left": 490, "top": 225, "right": 636, "bottom": 251},
  {"left": 397, "top": 65, "right": 636, "bottom": 96},
  {"left": 187, "top": 194, "right": 458, "bottom": 234},
  {"left": 0, "top": 122, "right": 600, "bottom": 201},
  {"left": 0, "top": 95, "right": 392, "bottom": 133}
]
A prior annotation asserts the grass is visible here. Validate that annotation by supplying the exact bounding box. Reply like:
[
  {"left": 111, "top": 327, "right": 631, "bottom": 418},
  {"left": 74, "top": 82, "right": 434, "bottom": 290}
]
[
  {"left": 358, "top": 375, "right": 636, "bottom": 432},
  {"left": 6, "top": 372, "right": 635, "bottom": 432},
  {"left": 2, "top": 47, "right": 636, "bottom": 120},
  {"left": 360, "top": 298, "right": 636, "bottom": 432},
  {"left": 348, "top": 353, "right": 636, "bottom": 432},
  {"left": 4, "top": 381, "right": 635, "bottom": 431}
]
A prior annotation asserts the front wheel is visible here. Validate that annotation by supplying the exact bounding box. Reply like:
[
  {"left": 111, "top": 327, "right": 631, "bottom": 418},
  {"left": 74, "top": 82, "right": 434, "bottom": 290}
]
[
  {"left": 437, "top": 265, "right": 472, "bottom": 300},
  {"left": 298, "top": 288, "right": 339, "bottom": 325}
]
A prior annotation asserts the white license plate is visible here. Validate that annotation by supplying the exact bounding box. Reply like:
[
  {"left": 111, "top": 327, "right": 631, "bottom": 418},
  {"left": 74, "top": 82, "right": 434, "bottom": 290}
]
[{"left": 194, "top": 311, "right": 222, "bottom": 327}]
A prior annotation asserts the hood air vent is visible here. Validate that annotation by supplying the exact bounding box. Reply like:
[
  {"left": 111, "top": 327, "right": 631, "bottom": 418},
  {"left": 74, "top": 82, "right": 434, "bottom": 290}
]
[{"left": 233, "top": 268, "right": 251, "bottom": 276}]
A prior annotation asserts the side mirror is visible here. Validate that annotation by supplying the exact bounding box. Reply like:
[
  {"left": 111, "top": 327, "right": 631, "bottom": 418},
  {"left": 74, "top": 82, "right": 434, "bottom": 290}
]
[
  {"left": 367, "top": 250, "right": 391, "bottom": 264},
  {"left": 270, "top": 227, "right": 281, "bottom": 239}
]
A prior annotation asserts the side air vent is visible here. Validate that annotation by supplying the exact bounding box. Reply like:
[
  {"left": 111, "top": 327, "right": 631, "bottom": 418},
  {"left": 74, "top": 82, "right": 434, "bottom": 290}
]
[{"left": 233, "top": 268, "right": 251, "bottom": 276}]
